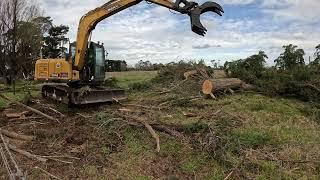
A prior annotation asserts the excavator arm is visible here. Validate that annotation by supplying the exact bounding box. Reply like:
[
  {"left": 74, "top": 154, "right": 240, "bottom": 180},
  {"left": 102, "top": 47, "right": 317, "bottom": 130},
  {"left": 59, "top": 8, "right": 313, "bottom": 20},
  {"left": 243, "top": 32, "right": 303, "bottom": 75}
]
[{"left": 74, "top": 0, "right": 224, "bottom": 70}]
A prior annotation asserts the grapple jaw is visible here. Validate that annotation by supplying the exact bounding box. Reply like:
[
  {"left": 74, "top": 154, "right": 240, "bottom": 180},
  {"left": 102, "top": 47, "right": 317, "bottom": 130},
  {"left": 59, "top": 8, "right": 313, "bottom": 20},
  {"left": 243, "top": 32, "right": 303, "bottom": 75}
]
[
  {"left": 190, "top": 2, "right": 224, "bottom": 36},
  {"left": 174, "top": 0, "right": 224, "bottom": 36}
]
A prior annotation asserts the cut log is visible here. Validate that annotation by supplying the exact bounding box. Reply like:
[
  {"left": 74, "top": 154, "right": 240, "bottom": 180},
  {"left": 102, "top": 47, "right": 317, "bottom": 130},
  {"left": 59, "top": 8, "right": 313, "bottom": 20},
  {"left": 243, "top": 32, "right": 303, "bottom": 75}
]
[
  {"left": 202, "top": 78, "right": 256, "bottom": 96},
  {"left": 202, "top": 78, "right": 243, "bottom": 95}
]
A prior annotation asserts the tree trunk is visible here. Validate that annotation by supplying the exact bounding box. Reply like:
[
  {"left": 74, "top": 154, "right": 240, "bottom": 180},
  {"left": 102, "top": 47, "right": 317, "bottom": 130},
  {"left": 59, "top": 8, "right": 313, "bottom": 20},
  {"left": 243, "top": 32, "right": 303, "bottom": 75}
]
[{"left": 202, "top": 78, "right": 244, "bottom": 95}]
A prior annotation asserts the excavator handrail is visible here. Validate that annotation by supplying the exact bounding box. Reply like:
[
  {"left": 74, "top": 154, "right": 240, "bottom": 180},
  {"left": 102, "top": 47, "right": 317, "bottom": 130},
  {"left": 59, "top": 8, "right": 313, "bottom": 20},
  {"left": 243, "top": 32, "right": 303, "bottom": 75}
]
[{"left": 73, "top": 0, "right": 223, "bottom": 70}]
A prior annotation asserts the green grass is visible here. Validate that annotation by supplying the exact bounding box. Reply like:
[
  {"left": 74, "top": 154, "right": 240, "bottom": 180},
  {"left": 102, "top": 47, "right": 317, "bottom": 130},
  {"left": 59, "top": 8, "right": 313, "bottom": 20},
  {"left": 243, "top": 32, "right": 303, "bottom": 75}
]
[
  {"left": 106, "top": 71, "right": 157, "bottom": 88},
  {"left": 102, "top": 87, "right": 320, "bottom": 179},
  {"left": 4, "top": 73, "right": 319, "bottom": 179},
  {"left": 0, "top": 81, "right": 41, "bottom": 108}
]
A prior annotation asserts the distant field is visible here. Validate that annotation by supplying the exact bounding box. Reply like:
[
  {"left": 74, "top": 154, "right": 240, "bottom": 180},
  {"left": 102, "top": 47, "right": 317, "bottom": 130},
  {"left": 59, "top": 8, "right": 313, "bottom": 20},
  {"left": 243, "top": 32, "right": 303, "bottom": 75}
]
[
  {"left": 106, "top": 71, "right": 158, "bottom": 88},
  {"left": 213, "top": 70, "right": 227, "bottom": 78}
]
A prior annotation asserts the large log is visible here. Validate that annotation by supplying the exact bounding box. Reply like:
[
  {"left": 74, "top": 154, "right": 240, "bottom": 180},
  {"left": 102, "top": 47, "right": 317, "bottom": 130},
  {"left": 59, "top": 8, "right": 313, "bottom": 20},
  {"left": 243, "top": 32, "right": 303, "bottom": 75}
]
[{"left": 202, "top": 78, "right": 244, "bottom": 95}]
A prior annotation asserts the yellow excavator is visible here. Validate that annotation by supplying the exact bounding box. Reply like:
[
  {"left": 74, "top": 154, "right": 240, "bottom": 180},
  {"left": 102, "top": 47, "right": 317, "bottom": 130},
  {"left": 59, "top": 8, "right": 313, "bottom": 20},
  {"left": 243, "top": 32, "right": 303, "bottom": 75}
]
[{"left": 34, "top": 0, "right": 224, "bottom": 105}]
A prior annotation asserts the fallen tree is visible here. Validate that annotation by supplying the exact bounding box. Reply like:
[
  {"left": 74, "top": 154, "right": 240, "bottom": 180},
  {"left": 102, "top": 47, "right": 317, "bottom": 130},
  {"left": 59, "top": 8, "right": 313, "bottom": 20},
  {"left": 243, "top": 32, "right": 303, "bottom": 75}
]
[{"left": 202, "top": 78, "right": 255, "bottom": 97}]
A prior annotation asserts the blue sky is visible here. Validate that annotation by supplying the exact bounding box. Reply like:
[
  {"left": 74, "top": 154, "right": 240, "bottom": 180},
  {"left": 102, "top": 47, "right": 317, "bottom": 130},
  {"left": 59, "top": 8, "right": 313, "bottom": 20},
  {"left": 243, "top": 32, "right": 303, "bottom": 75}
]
[{"left": 40, "top": 0, "right": 320, "bottom": 65}]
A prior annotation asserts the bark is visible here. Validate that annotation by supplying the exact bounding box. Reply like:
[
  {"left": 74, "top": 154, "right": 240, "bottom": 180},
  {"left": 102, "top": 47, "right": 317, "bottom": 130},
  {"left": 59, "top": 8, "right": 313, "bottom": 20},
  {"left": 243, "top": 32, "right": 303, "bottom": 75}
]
[{"left": 202, "top": 78, "right": 255, "bottom": 95}]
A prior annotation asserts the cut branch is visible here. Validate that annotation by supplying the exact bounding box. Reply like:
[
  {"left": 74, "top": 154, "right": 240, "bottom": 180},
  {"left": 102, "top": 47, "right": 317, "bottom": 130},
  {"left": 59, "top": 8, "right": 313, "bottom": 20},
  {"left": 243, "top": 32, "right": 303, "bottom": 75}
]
[
  {"left": 0, "top": 128, "right": 34, "bottom": 141},
  {"left": 34, "top": 166, "right": 62, "bottom": 180},
  {"left": 142, "top": 121, "right": 160, "bottom": 153},
  {"left": 0, "top": 94, "right": 60, "bottom": 123},
  {"left": 8, "top": 144, "right": 47, "bottom": 162}
]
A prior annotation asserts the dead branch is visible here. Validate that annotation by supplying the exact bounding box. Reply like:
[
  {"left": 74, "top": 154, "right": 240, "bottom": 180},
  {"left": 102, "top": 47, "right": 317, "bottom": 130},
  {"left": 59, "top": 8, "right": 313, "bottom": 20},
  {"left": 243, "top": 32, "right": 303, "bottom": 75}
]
[
  {"left": 115, "top": 114, "right": 161, "bottom": 152},
  {"left": 0, "top": 145, "right": 15, "bottom": 180},
  {"left": 182, "top": 112, "right": 198, "bottom": 118},
  {"left": 123, "top": 103, "right": 160, "bottom": 110},
  {"left": 41, "top": 155, "right": 81, "bottom": 160},
  {"left": 0, "top": 133, "right": 24, "bottom": 179},
  {"left": 0, "top": 94, "right": 60, "bottom": 123},
  {"left": 258, "top": 157, "right": 320, "bottom": 164},
  {"left": 301, "top": 83, "right": 320, "bottom": 94},
  {"left": 5, "top": 111, "right": 29, "bottom": 118},
  {"left": 158, "top": 96, "right": 202, "bottom": 107},
  {"left": 152, "top": 125, "right": 186, "bottom": 140},
  {"left": 34, "top": 166, "right": 62, "bottom": 180},
  {"left": 8, "top": 144, "right": 47, "bottom": 162},
  {"left": 142, "top": 121, "right": 160, "bottom": 152},
  {"left": 46, "top": 157, "right": 73, "bottom": 164},
  {"left": 15, "top": 101, "right": 60, "bottom": 123},
  {"left": 9, "top": 117, "right": 42, "bottom": 121},
  {"left": 0, "top": 128, "right": 34, "bottom": 141},
  {"left": 118, "top": 108, "right": 135, "bottom": 113},
  {"left": 159, "top": 79, "right": 188, "bottom": 94},
  {"left": 45, "top": 107, "right": 65, "bottom": 117},
  {"left": 224, "top": 171, "right": 234, "bottom": 180},
  {"left": 76, "top": 113, "right": 92, "bottom": 119}
]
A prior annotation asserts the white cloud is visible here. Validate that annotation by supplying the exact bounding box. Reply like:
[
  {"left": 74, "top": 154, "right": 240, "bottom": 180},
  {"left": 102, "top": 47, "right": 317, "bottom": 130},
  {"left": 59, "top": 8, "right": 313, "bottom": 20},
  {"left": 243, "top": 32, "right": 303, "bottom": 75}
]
[
  {"left": 221, "top": 0, "right": 255, "bottom": 5},
  {"left": 40, "top": 0, "right": 319, "bottom": 65},
  {"left": 262, "top": 0, "right": 320, "bottom": 22}
]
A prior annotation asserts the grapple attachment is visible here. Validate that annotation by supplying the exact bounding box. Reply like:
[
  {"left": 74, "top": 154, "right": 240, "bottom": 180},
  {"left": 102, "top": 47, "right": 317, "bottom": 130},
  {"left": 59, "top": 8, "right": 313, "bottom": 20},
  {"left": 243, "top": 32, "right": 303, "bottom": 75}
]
[
  {"left": 190, "top": 2, "right": 223, "bottom": 36},
  {"left": 174, "top": 0, "right": 224, "bottom": 36}
]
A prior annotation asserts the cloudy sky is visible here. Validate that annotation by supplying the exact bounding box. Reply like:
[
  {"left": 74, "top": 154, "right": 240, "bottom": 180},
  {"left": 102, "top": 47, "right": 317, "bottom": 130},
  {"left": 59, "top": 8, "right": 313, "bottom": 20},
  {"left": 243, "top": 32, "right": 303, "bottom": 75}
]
[{"left": 40, "top": 0, "right": 320, "bottom": 65}]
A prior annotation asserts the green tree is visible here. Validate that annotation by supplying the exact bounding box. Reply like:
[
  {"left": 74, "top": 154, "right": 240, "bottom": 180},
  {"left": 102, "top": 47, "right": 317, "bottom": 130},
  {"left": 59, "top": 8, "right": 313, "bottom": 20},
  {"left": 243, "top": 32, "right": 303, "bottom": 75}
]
[
  {"left": 275, "top": 44, "right": 305, "bottom": 70},
  {"left": 32, "top": 16, "right": 53, "bottom": 34},
  {"left": 246, "top": 51, "right": 268, "bottom": 73},
  {"left": 224, "top": 51, "right": 267, "bottom": 81},
  {"left": 42, "top": 25, "right": 69, "bottom": 58},
  {"left": 313, "top": 44, "right": 320, "bottom": 64},
  {"left": 15, "top": 17, "right": 52, "bottom": 75},
  {"left": 0, "top": 0, "right": 44, "bottom": 80}
]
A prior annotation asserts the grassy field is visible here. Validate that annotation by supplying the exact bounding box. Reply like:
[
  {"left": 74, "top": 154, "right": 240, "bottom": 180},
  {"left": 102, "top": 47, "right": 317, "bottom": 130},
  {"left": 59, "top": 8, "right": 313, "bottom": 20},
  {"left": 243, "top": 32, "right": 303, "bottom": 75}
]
[
  {"left": 108, "top": 91, "right": 319, "bottom": 179},
  {"left": 106, "top": 71, "right": 158, "bottom": 88},
  {"left": 102, "top": 71, "right": 320, "bottom": 179},
  {"left": 0, "top": 72, "right": 319, "bottom": 179},
  {"left": 0, "top": 81, "right": 41, "bottom": 108}
]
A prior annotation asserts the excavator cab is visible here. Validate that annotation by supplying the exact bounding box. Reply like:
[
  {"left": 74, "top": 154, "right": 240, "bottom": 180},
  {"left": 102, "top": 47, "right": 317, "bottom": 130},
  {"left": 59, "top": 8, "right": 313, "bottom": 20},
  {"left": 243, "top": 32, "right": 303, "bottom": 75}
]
[{"left": 69, "top": 42, "right": 106, "bottom": 84}]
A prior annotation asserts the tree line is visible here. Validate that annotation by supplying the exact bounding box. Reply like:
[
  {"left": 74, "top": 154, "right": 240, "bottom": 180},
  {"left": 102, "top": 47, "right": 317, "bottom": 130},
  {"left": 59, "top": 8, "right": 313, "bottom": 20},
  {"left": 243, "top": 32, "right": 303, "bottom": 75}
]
[
  {"left": 224, "top": 44, "right": 320, "bottom": 102},
  {"left": 0, "top": 0, "right": 69, "bottom": 83}
]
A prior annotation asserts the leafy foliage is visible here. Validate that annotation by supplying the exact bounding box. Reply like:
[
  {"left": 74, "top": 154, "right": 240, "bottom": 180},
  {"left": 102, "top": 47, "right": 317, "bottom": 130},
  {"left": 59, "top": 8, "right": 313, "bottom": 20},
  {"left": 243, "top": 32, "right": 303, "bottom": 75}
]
[
  {"left": 224, "top": 45, "right": 320, "bottom": 102},
  {"left": 42, "top": 25, "right": 69, "bottom": 58},
  {"left": 274, "top": 44, "right": 305, "bottom": 70},
  {"left": 312, "top": 44, "right": 320, "bottom": 66},
  {"left": 128, "top": 81, "right": 152, "bottom": 91},
  {"left": 152, "top": 60, "right": 210, "bottom": 83},
  {"left": 224, "top": 51, "right": 268, "bottom": 83}
]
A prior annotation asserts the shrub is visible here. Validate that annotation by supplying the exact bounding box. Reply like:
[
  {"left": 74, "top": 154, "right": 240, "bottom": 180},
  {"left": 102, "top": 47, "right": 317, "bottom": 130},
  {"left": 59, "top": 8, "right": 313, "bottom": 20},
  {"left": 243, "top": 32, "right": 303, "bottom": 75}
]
[
  {"left": 129, "top": 81, "right": 152, "bottom": 91},
  {"left": 104, "top": 77, "right": 119, "bottom": 88},
  {"left": 152, "top": 60, "right": 210, "bottom": 84}
]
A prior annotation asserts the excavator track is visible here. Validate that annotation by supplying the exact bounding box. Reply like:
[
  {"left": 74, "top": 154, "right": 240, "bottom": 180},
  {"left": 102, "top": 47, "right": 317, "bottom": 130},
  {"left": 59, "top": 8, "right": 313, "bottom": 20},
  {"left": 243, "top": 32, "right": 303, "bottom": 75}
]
[{"left": 41, "top": 84, "right": 126, "bottom": 105}]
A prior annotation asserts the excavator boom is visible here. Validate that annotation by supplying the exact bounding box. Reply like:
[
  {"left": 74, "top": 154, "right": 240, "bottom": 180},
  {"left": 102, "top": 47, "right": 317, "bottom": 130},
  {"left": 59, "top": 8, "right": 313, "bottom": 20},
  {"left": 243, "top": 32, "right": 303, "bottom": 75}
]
[{"left": 74, "top": 0, "right": 224, "bottom": 70}]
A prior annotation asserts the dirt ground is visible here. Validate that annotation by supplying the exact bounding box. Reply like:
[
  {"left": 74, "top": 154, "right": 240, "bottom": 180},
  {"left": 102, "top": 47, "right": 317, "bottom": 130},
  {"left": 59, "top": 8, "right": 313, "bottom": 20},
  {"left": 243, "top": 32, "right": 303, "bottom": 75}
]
[{"left": 0, "top": 97, "right": 206, "bottom": 179}]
